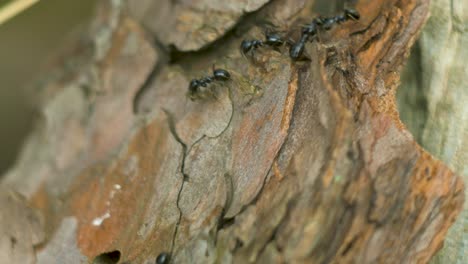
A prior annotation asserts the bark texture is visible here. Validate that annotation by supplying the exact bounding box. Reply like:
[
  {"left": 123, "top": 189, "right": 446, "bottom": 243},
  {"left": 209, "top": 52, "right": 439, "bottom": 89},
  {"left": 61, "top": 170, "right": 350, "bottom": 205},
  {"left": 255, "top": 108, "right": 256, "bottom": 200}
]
[
  {"left": 0, "top": 0, "right": 464, "bottom": 263},
  {"left": 398, "top": 0, "right": 468, "bottom": 263}
]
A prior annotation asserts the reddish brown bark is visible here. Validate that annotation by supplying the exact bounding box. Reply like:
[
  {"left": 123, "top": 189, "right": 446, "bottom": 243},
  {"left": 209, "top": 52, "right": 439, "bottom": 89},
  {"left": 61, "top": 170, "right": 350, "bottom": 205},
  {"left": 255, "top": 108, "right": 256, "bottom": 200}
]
[{"left": 2, "top": 0, "right": 463, "bottom": 263}]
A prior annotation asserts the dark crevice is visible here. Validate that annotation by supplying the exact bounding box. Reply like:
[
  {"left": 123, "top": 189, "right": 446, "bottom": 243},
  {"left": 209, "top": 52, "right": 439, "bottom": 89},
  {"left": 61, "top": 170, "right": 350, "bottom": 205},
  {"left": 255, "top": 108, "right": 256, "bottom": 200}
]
[
  {"left": 232, "top": 162, "right": 274, "bottom": 218},
  {"left": 341, "top": 235, "right": 358, "bottom": 256},
  {"left": 233, "top": 237, "right": 245, "bottom": 251},
  {"left": 92, "top": 250, "right": 121, "bottom": 264},
  {"left": 133, "top": 38, "right": 170, "bottom": 114},
  {"left": 216, "top": 172, "right": 235, "bottom": 234},
  {"left": 357, "top": 32, "right": 383, "bottom": 54},
  {"left": 133, "top": 0, "right": 371, "bottom": 259},
  {"left": 186, "top": 135, "right": 206, "bottom": 157},
  {"left": 132, "top": 60, "right": 163, "bottom": 114},
  {"left": 349, "top": 13, "right": 382, "bottom": 36},
  {"left": 401, "top": 198, "right": 443, "bottom": 261},
  {"left": 256, "top": 195, "right": 298, "bottom": 260},
  {"left": 170, "top": 176, "right": 185, "bottom": 258},
  {"left": 205, "top": 88, "right": 235, "bottom": 140},
  {"left": 318, "top": 204, "right": 357, "bottom": 264},
  {"left": 163, "top": 109, "right": 189, "bottom": 258},
  {"left": 163, "top": 109, "right": 188, "bottom": 156},
  {"left": 217, "top": 216, "right": 236, "bottom": 231},
  {"left": 213, "top": 173, "right": 235, "bottom": 248},
  {"left": 167, "top": 0, "right": 282, "bottom": 68},
  {"left": 132, "top": 0, "right": 273, "bottom": 113},
  {"left": 10, "top": 236, "right": 17, "bottom": 249}
]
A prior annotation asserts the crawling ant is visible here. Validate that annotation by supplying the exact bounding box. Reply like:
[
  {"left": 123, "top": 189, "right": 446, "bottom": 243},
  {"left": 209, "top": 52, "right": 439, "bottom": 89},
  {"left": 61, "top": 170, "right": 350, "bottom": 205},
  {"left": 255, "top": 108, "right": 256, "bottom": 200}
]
[
  {"left": 156, "top": 252, "right": 170, "bottom": 264},
  {"left": 319, "top": 8, "right": 360, "bottom": 31},
  {"left": 289, "top": 17, "right": 322, "bottom": 60},
  {"left": 240, "top": 32, "right": 285, "bottom": 57},
  {"left": 188, "top": 66, "right": 231, "bottom": 100},
  {"left": 289, "top": 8, "right": 360, "bottom": 60}
]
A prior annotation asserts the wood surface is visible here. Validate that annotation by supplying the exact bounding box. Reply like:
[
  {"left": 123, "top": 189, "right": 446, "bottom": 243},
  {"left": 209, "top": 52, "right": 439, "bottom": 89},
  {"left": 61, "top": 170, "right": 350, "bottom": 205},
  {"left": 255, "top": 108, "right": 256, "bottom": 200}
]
[{"left": 0, "top": 0, "right": 464, "bottom": 263}]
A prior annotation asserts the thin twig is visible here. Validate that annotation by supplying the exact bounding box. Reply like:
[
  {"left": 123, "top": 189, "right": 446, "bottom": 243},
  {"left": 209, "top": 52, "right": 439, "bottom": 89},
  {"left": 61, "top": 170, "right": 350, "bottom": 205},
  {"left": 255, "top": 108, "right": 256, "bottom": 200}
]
[{"left": 0, "top": 0, "right": 39, "bottom": 26}]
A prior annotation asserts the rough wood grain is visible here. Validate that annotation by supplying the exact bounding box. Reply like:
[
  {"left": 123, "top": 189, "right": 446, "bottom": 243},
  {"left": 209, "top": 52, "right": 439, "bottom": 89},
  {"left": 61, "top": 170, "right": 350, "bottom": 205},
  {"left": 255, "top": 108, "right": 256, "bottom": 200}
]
[
  {"left": 0, "top": 188, "right": 44, "bottom": 264},
  {"left": 0, "top": 0, "right": 464, "bottom": 263},
  {"left": 127, "top": 0, "right": 272, "bottom": 51}
]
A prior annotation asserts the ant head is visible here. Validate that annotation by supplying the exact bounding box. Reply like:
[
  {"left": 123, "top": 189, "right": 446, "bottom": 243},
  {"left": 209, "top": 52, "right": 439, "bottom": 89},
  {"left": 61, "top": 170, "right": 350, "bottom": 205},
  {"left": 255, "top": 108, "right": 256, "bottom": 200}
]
[
  {"left": 189, "top": 79, "right": 200, "bottom": 93},
  {"left": 313, "top": 17, "right": 326, "bottom": 26},
  {"left": 240, "top": 40, "right": 253, "bottom": 55},
  {"left": 302, "top": 22, "right": 318, "bottom": 35},
  {"left": 345, "top": 9, "right": 360, "bottom": 21}
]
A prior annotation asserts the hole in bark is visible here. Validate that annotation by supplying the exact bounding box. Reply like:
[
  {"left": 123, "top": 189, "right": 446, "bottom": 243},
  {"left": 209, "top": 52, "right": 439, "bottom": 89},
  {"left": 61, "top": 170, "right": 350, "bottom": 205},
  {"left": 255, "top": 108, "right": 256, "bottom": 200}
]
[
  {"left": 92, "top": 250, "right": 121, "bottom": 264},
  {"left": 341, "top": 236, "right": 358, "bottom": 256},
  {"left": 234, "top": 238, "right": 244, "bottom": 250},
  {"left": 217, "top": 217, "right": 235, "bottom": 230},
  {"left": 10, "top": 236, "right": 17, "bottom": 248},
  {"left": 342, "top": 242, "right": 353, "bottom": 256}
]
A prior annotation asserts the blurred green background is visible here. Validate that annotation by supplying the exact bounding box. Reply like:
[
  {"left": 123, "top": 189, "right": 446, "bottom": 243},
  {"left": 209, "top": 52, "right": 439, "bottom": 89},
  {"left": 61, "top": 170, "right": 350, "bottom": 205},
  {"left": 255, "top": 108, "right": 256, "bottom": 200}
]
[{"left": 0, "top": 0, "right": 94, "bottom": 174}]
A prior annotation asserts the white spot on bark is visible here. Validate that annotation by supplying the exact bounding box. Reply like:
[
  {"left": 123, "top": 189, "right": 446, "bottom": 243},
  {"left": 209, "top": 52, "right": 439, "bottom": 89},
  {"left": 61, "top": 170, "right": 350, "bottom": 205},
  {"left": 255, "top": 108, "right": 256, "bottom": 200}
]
[{"left": 92, "top": 212, "right": 111, "bottom": 226}]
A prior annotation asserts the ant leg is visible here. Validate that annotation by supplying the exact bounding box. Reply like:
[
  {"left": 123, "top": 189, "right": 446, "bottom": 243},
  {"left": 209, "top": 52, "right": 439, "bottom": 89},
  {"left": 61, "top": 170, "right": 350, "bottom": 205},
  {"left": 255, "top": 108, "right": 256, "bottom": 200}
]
[
  {"left": 316, "top": 29, "right": 323, "bottom": 43},
  {"left": 286, "top": 37, "right": 296, "bottom": 46},
  {"left": 259, "top": 20, "right": 280, "bottom": 33},
  {"left": 272, "top": 46, "right": 282, "bottom": 53},
  {"left": 296, "top": 50, "right": 312, "bottom": 62},
  {"left": 206, "top": 85, "right": 220, "bottom": 101}
]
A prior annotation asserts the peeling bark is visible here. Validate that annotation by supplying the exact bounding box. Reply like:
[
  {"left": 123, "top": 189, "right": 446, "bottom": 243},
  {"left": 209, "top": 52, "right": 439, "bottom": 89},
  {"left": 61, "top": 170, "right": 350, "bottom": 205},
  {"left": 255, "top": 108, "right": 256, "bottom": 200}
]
[{"left": 0, "top": 0, "right": 464, "bottom": 263}]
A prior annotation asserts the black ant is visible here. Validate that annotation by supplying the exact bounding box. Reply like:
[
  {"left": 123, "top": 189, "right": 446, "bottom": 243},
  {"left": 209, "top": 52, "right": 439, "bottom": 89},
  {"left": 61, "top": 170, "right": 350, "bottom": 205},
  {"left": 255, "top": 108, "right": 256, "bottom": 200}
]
[
  {"left": 156, "top": 252, "right": 170, "bottom": 264},
  {"left": 188, "top": 66, "right": 231, "bottom": 100},
  {"left": 289, "top": 8, "right": 360, "bottom": 60},
  {"left": 289, "top": 17, "right": 321, "bottom": 60},
  {"left": 319, "top": 8, "right": 360, "bottom": 31},
  {"left": 240, "top": 32, "right": 285, "bottom": 57}
]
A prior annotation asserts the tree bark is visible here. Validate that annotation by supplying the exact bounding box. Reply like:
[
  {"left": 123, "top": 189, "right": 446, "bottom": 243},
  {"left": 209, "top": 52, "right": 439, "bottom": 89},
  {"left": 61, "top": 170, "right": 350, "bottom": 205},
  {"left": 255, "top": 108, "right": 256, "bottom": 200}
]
[{"left": 0, "top": 0, "right": 464, "bottom": 264}]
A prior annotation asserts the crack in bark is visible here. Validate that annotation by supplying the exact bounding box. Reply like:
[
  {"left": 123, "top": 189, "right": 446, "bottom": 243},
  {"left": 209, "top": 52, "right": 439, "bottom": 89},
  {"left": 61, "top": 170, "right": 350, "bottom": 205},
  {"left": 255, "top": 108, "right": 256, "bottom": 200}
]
[
  {"left": 217, "top": 172, "right": 235, "bottom": 233},
  {"left": 167, "top": 0, "right": 282, "bottom": 67},
  {"left": 163, "top": 109, "right": 189, "bottom": 258},
  {"left": 133, "top": 38, "right": 170, "bottom": 114},
  {"left": 357, "top": 31, "right": 383, "bottom": 54},
  {"left": 231, "top": 159, "right": 275, "bottom": 218},
  {"left": 185, "top": 85, "right": 235, "bottom": 154},
  {"left": 366, "top": 158, "right": 416, "bottom": 227},
  {"left": 255, "top": 194, "right": 298, "bottom": 261},
  {"left": 401, "top": 198, "right": 443, "bottom": 261},
  {"left": 163, "top": 101, "right": 234, "bottom": 257},
  {"left": 350, "top": 13, "right": 382, "bottom": 36}
]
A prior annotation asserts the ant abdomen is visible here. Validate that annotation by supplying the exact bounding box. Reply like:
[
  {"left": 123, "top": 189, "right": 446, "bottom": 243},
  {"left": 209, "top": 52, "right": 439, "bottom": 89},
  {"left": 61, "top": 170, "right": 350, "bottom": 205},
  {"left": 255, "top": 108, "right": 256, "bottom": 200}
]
[
  {"left": 289, "top": 43, "right": 304, "bottom": 60},
  {"left": 213, "top": 69, "right": 231, "bottom": 81}
]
